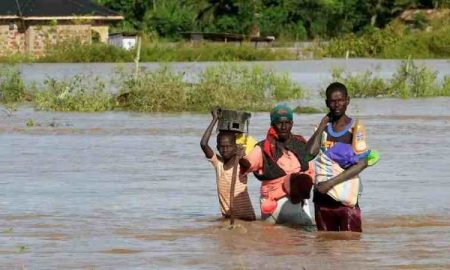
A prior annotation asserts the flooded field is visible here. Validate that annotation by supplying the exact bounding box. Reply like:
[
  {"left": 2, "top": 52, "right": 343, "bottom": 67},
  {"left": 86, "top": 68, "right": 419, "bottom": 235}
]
[
  {"left": 17, "top": 59, "right": 450, "bottom": 96},
  {"left": 1, "top": 96, "right": 450, "bottom": 269}
]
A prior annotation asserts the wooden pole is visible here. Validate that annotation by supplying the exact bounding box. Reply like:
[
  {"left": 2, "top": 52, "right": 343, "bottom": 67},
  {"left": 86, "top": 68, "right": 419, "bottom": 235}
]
[
  {"left": 229, "top": 120, "right": 249, "bottom": 227},
  {"left": 229, "top": 156, "right": 239, "bottom": 226},
  {"left": 134, "top": 34, "right": 142, "bottom": 80}
]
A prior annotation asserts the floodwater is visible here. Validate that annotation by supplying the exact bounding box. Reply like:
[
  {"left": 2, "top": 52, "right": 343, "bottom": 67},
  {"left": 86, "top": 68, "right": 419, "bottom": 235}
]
[
  {"left": 1, "top": 97, "right": 450, "bottom": 269},
  {"left": 1, "top": 60, "right": 450, "bottom": 269}
]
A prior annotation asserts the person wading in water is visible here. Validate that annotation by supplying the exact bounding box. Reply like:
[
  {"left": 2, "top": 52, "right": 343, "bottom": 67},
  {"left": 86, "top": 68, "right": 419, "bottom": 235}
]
[
  {"left": 201, "top": 107, "right": 256, "bottom": 221},
  {"left": 306, "top": 82, "right": 379, "bottom": 232},
  {"left": 239, "top": 104, "right": 315, "bottom": 227}
]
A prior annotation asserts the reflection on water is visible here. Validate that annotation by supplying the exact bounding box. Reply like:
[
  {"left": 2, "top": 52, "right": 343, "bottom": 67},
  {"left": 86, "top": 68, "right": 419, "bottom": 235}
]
[{"left": 1, "top": 97, "right": 450, "bottom": 269}]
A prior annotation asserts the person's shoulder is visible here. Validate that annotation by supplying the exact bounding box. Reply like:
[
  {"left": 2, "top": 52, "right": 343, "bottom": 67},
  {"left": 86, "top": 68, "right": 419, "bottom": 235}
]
[
  {"left": 207, "top": 153, "right": 222, "bottom": 166},
  {"left": 256, "top": 139, "right": 265, "bottom": 146},
  {"left": 249, "top": 144, "right": 263, "bottom": 152},
  {"left": 292, "top": 134, "right": 307, "bottom": 143}
]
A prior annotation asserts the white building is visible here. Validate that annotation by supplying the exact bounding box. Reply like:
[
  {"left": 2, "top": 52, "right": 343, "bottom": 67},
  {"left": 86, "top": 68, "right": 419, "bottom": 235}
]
[{"left": 109, "top": 32, "right": 137, "bottom": 50}]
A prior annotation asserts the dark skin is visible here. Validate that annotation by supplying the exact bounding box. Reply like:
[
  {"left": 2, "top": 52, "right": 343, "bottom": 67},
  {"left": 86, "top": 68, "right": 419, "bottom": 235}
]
[
  {"left": 200, "top": 107, "right": 219, "bottom": 160},
  {"left": 273, "top": 117, "right": 293, "bottom": 142},
  {"left": 238, "top": 116, "right": 294, "bottom": 170},
  {"left": 306, "top": 89, "right": 368, "bottom": 194},
  {"left": 239, "top": 117, "right": 302, "bottom": 174},
  {"left": 200, "top": 107, "right": 242, "bottom": 169},
  {"left": 239, "top": 116, "right": 312, "bottom": 203}
]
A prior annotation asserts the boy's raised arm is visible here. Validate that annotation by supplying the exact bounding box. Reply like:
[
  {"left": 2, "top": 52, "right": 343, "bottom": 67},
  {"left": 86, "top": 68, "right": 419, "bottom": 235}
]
[
  {"left": 200, "top": 107, "right": 220, "bottom": 159},
  {"left": 305, "top": 114, "right": 329, "bottom": 160}
]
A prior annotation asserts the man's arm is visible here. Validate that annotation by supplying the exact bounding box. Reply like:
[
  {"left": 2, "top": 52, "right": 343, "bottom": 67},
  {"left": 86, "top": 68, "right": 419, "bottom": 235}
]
[
  {"left": 305, "top": 115, "right": 329, "bottom": 160},
  {"left": 200, "top": 108, "right": 219, "bottom": 159},
  {"left": 316, "top": 158, "right": 368, "bottom": 194}
]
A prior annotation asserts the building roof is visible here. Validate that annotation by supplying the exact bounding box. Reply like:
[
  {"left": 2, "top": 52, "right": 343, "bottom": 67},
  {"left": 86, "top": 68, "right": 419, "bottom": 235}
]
[
  {"left": 0, "top": 0, "right": 19, "bottom": 18},
  {"left": 0, "top": 0, "right": 123, "bottom": 20}
]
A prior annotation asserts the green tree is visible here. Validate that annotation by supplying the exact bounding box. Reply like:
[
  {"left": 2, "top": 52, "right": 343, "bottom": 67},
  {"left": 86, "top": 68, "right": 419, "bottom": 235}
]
[
  {"left": 145, "top": 0, "right": 197, "bottom": 38},
  {"left": 96, "top": 0, "right": 151, "bottom": 30}
]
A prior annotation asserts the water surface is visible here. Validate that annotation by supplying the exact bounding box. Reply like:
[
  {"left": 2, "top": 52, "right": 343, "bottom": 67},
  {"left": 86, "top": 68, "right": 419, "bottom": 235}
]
[{"left": 1, "top": 97, "right": 450, "bottom": 269}]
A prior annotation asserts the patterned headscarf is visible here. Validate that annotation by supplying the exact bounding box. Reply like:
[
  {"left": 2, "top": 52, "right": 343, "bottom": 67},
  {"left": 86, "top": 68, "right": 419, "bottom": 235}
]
[{"left": 270, "top": 104, "right": 293, "bottom": 125}]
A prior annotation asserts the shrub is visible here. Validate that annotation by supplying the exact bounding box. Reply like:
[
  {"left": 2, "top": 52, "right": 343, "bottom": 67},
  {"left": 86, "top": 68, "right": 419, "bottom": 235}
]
[
  {"left": 139, "top": 42, "right": 296, "bottom": 62},
  {"left": 330, "top": 67, "right": 389, "bottom": 97},
  {"left": 441, "top": 76, "right": 450, "bottom": 96},
  {"left": 116, "top": 66, "right": 188, "bottom": 112},
  {"left": 0, "top": 65, "right": 27, "bottom": 103},
  {"left": 39, "top": 42, "right": 133, "bottom": 63},
  {"left": 187, "top": 64, "right": 303, "bottom": 111},
  {"left": 390, "top": 60, "right": 440, "bottom": 98},
  {"left": 327, "top": 60, "right": 447, "bottom": 98},
  {"left": 323, "top": 18, "right": 450, "bottom": 59},
  {"left": 33, "top": 74, "right": 114, "bottom": 111},
  {"left": 117, "top": 64, "right": 304, "bottom": 112}
]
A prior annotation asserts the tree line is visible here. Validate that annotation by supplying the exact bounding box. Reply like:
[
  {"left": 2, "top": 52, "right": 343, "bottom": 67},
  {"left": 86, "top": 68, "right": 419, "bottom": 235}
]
[{"left": 96, "top": 0, "right": 449, "bottom": 40}]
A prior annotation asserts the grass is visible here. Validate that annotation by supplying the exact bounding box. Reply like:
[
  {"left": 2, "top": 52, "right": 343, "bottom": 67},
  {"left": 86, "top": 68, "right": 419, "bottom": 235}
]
[
  {"left": 116, "top": 66, "right": 188, "bottom": 112},
  {"left": 33, "top": 74, "right": 114, "bottom": 112},
  {"left": 1, "top": 60, "right": 449, "bottom": 113},
  {"left": 117, "top": 64, "right": 304, "bottom": 112},
  {"left": 328, "top": 59, "right": 449, "bottom": 98},
  {"left": 139, "top": 42, "right": 297, "bottom": 61},
  {"left": 0, "top": 65, "right": 27, "bottom": 103},
  {"left": 329, "top": 67, "right": 389, "bottom": 97},
  {"left": 323, "top": 18, "right": 450, "bottom": 59},
  {"left": 1, "top": 41, "right": 298, "bottom": 63},
  {"left": 40, "top": 42, "right": 133, "bottom": 63}
]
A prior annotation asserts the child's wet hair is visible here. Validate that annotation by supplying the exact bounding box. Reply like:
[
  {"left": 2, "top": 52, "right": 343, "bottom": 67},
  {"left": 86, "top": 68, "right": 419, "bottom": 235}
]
[{"left": 216, "top": 131, "right": 237, "bottom": 145}]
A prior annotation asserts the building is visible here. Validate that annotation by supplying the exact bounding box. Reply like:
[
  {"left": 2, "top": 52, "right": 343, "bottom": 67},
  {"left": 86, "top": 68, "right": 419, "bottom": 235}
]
[
  {"left": 109, "top": 32, "right": 138, "bottom": 50},
  {"left": 0, "top": 0, "right": 123, "bottom": 56}
]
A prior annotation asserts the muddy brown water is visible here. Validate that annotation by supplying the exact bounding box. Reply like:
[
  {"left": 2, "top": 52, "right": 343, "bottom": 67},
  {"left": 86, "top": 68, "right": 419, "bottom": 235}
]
[{"left": 1, "top": 96, "right": 449, "bottom": 269}]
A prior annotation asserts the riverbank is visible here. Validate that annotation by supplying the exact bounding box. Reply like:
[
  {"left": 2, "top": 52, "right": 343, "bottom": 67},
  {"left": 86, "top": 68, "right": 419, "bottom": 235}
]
[{"left": 1, "top": 16, "right": 449, "bottom": 64}]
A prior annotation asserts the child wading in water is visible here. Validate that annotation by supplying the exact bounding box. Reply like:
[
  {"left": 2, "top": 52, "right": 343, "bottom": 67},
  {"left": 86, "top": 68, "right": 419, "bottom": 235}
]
[{"left": 200, "top": 107, "right": 256, "bottom": 221}]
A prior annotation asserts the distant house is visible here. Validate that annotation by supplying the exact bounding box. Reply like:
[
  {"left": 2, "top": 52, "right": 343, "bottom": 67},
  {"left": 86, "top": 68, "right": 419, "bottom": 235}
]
[
  {"left": 109, "top": 32, "right": 137, "bottom": 50},
  {"left": 0, "top": 0, "right": 123, "bottom": 56}
]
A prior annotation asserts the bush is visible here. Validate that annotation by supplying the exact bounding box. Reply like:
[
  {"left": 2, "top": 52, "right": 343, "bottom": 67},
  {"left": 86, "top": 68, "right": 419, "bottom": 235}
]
[
  {"left": 390, "top": 60, "right": 441, "bottom": 98},
  {"left": 327, "top": 60, "right": 448, "bottom": 98},
  {"left": 441, "top": 76, "right": 450, "bottom": 96},
  {"left": 330, "top": 67, "right": 389, "bottom": 97},
  {"left": 0, "top": 65, "right": 27, "bottom": 103},
  {"left": 1, "top": 40, "right": 298, "bottom": 63},
  {"left": 33, "top": 75, "right": 114, "bottom": 111},
  {"left": 39, "top": 41, "right": 133, "bottom": 63},
  {"left": 323, "top": 18, "right": 450, "bottom": 59},
  {"left": 117, "top": 64, "right": 304, "bottom": 112},
  {"left": 139, "top": 42, "right": 296, "bottom": 62},
  {"left": 187, "top": 64, "right": 303, "bottom": 111},
  {"left": 117, "top": 67, "right": 188, "bottom": 112}
]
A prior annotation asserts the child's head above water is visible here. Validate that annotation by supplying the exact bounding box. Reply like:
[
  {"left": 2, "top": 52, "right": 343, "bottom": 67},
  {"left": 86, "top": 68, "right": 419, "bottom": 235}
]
[{"left": 216, "top": 131, "right": 238, "bottom": 161}]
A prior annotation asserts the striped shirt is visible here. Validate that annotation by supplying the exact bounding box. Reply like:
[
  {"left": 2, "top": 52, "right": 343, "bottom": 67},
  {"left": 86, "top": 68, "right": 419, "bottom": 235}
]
[{"left": 209, "top": 154, "right": 256, "bottom": 221}]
